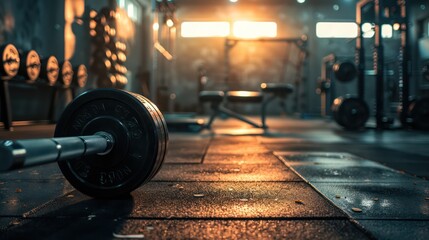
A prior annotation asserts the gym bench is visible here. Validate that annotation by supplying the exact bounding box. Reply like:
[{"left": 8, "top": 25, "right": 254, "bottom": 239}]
[{"left": 200, "top": 83, "right": 294, "bottom": 129}]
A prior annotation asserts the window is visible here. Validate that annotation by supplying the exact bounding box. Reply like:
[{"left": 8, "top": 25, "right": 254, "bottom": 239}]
[
  {"left": 316, "top": 22, "right": 358, "bottom": 38},
  {"left": 180, "top": 21, "right": 277, "bottom": 38},
  {"left": 316, "top": 22, "right": 393, "bottom": 38},
  {"left": 233, "top": 21, "right": 277, "bottom": 38},
  {"left": 181, "top": 22, "right": 230, "bottom": 38}
]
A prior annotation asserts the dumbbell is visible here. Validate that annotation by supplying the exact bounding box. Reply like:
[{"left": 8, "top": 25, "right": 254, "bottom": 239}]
[
  {"left": 331, "top": 95, "right": 369, "bottom": 130},
  {"left": 0, "top": 44, "right": 20, "bottom": 79},
  {"left": 332, "top": 61, "right": 357, "bottom": 83},
  {"left": 40, "top": 56, "right": 60, "bottom": 86},
  {"left": 58, "top": 60, "right": 74, "bottom": 88},
  {"left": 0, "top": 88, "right": 168, "bottom": 198},
  {"left": 115, "top": 74, "right": 128, "bottom": 89},
  {"left": 18, "top": 50, "right": 41, "bottom": 82},
  {"left": 73, "top": 64, "right": 88, "bottom": 88}
]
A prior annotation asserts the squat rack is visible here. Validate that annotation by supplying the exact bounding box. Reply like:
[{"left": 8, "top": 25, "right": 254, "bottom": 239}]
[{"left": 356, "top": 0, "right": 410, "bottom": 129}]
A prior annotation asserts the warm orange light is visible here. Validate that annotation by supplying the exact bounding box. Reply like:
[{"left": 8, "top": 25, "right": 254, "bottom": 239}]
[
  {"left": 106, "top": 49, "right": 112, "bottom": 58},
  {"left": 166, "top": 19, "right": 174, "bottom": 28},
  {"left": 393, "top": 23, "right": 400, "bottom": 31},
  {"left": 115, "top": 8, "right": 135, "bottom": 40},
  {"left": 89, "top": 20, "right": 97, "bottom": 29},
  {"left": 104, "top": 60, "right": 111, "bottom": 69},
  {"left": 154, "top": 42, "right": 173, "bottom": 60},
  {"left": 233, "top": 21, "right": 277, "bottom": 39},
  {"left": 90, "top": 10, "right": 97, "bottom": 19},
  {"left": 181, "top": 22, "right": 230, "bottom": 38}
]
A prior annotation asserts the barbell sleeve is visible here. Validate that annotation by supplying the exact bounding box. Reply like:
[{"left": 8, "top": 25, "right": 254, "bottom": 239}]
[{"left": 0, "top": 132, "right": 114, "bottom": 172}]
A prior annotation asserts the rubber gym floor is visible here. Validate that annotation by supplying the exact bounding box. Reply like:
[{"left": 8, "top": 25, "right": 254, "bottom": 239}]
[{"left": 0, "top": 117, "right": 428, "bottom": 239}]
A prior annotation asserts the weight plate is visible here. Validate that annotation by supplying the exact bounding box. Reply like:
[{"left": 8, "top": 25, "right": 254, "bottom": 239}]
[
  {"left": 131, "top": 94, "right": 168, "bottom": 183},
  {"left": 333, "top": 61, "right": 356, "bottom": 83},
  {"left": 41, "top": 56, "right": 59, "bottom": 86},
  {"left": 60, "top": 61, "right": 74, "bottom": 87},
  {"left": 0, "top": 44, "right": 20, "bottom": 79},
  {"left": 332, "top": 96, "right": 369, "bottom": 130},
  {"left": 55, "top": 89, "right": 167, "bottom": 198},
  {"left": 19, "top": 50, "right": 41, "bottom": 82},
  {"left": 130, "top": 93, "right": 168, "bottom": 180},
  {"left": 149, "top": 101, "right": 168, "bottom": 178},
  {"left": 126, "top": 93, "right": 164, "bottom": 182},
  {"left": 139, "top": 98, "right": 166, "bottom": 180},
  {"left": 409, "top": 97, "right": 429, "bottom": 131},
  {"left": 73, "top": 64, "right": 88, "bottom": 88}
]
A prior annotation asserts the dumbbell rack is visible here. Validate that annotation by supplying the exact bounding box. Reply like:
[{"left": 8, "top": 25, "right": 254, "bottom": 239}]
[{"left": 0, "top": 44, "right": 87, "bottom": 131}]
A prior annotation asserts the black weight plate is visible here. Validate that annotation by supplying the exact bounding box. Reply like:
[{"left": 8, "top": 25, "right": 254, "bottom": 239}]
[
  {"left": 129, "top": 92, "right": 168, "bottom": 180},
  {"left": 332, "top": 96, "right": 369, "bottom": 130},
  {"left": 55, "top": 89, "right": 165, "bottom": 198},
  {"left": 135, "top": 94, "right": 168, "bottom": 179},
  {"left": 331, "top": 97, "right": 345, "bottom": 127},
  {"left": 128, "top": 94, "right": 165, "bottom": 181},
  {"left": 409, "top": 97, "right": 429, "bottom": 131},
  {"left": 333, "top": 61, "right": 356, "bottom": 83}
]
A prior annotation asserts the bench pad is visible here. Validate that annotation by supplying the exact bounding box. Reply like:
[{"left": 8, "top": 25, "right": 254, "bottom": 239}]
[
  {"left": 226, "top": 91, "right": 263, "bottom": 103},
  {"left": 260, "top": 83, "right": 294, "bottom": 94}
]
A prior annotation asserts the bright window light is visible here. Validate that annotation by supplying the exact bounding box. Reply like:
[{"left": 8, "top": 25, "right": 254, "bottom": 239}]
[
  {"left": 233, "top": 21, "right": 277, "bottom": 39},
  {"left": 316, "top": 22, "right": 358, "bottom": 38},
  {"left": 181, "top": 22, "right": 230, "bottom": 38},
  {"left": 362, "top": 22, "right": 375, "bottom": 38},
  {"left": 381, "top": 24, "right": 393, "bottom": 38},
  {"left": 361, "top": 23, "right": 392, "bottom": 38}
]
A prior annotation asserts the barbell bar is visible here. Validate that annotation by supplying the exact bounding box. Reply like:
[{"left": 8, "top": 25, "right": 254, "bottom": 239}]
[
  {"left": 0, "top": 88, "right": 168, "bottom": 198},
  {"left": 0, "top": 132, "right": 114, "bottom": 171}
]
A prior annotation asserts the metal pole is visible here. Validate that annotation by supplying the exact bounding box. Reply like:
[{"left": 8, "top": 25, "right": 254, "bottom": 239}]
[{"left": 356, "top": 3, "right": 366, "bottom": 100}]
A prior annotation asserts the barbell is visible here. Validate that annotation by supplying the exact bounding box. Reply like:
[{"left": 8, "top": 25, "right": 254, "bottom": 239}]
[{"left": 0, "top": 89, "right": 168, "bottom": 198}]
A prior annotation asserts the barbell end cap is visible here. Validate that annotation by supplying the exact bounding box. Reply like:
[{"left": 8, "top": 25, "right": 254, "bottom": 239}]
[{"left": 0, "top": 140, "right": 26, "bottom": 172}]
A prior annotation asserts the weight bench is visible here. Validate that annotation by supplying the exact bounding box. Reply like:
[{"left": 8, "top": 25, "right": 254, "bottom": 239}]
[
  {"left": 200, "top": 82, "right": 294, "bottom": 129},
  {"left": 260, "top": 83, "right": 294, "bottom": 128},
  {"left": 200, "top": 90, "right": 263, "bottom": 129}
]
